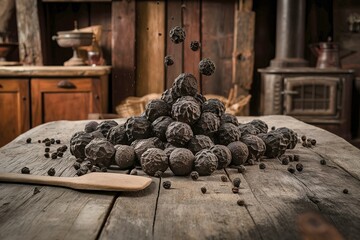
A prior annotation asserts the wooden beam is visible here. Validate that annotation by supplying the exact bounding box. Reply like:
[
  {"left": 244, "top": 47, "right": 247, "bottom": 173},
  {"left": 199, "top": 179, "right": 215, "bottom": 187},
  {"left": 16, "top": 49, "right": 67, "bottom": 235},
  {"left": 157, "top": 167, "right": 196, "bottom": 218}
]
[
  {"left": 15, "top": 0, "right": 43, "bottom": 65},
  {"left": 111, "top": 0, "right": 136, "bottom": 111},
  {"left": 136, "top": 1, "right": 165, "bottom": 96}
]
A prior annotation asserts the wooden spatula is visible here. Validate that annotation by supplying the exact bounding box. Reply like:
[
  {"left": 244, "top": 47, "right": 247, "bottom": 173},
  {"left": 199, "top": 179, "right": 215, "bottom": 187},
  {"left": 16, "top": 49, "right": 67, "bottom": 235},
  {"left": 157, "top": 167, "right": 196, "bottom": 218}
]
[{"left": 0, "top": 172, "right": 152, "bottom": 191}]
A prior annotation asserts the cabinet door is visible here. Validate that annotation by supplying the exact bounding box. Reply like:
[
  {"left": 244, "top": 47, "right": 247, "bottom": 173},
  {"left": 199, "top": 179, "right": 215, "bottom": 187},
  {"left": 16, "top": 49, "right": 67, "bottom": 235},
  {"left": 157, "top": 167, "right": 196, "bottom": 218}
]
[
  {"left": 31, "top": 78, "right": 102, "bottom": 127},
  {"left": 0, "top": 79, "right": 30, "bottom": 147}
]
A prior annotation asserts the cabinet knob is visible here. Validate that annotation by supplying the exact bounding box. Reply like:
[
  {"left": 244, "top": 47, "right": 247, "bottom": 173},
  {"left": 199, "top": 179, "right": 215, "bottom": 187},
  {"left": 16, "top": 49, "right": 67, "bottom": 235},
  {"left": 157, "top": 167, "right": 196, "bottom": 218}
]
[
  {"left": 57, "top": 80, "right": 76, "bottom": 89},
  {"left": 95, "top": 95, "right": 100, "bottom": 100},
  {"left": 22, "top": 97, "right": 26, "bottom": 101}
]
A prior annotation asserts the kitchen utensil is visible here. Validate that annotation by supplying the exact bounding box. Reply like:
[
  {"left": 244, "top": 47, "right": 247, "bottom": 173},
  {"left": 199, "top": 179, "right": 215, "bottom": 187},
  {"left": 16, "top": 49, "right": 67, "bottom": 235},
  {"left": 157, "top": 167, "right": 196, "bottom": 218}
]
[
  {"left": 0, "top": 172, "right": 152, "bottom": 191},
  {"left": 310, "top": 37, "right": 340, "bottom": 69}
]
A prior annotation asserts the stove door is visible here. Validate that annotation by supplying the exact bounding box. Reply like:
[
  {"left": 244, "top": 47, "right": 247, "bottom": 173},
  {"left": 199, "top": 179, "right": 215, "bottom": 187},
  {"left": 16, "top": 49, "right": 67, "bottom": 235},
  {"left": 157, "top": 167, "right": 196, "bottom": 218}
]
[{"left": 283, "top": 76, "right": 341, "bottom": 117}]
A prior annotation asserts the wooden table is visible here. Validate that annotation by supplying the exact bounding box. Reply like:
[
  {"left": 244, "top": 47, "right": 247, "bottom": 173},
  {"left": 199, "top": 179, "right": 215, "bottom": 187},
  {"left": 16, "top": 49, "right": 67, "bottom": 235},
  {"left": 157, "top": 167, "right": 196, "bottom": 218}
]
[{"left": 0, "top": 116, "right": 359, "bottom": 240}]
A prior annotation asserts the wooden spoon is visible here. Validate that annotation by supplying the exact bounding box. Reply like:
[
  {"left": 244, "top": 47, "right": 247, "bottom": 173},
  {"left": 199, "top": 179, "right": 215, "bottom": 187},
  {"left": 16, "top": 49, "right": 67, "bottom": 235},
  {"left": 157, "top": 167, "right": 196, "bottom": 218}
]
[{"left": 0, "top": 172, "right": 152, "bottom": 191}]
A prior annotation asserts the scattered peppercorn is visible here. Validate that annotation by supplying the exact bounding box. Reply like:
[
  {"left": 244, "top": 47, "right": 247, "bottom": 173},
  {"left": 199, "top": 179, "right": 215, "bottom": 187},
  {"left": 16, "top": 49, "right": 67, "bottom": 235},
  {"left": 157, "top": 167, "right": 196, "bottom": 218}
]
[
  {"left": 73, "top": 163, "right": 80, "bottom": 171},
  {"left": 190, "top": 41, "right": 201, "bottom": 51},
  {"left": 51, "top": 153, "right": 57, "bottom": 159},
  {"left": 38, "top": 140, "right": 41, "bottom": 143},
  {"left": 287, "top": 165, "right": 295, "bottom": 174},
  {"left": 271, "top": 126, "right": 276, "bottom": 131},
  {"left": 76, "top": 168, "right": 88, "bottom": 176},
  {"left": 56, "top": 139, "right": 61, "bottom": 144},
  {"left": 101, "top": 167, "right": 108, "bottom": 172},
  {"left": 311, "top": 139, "right": 316, "bottom": 146},
  {"left": 293, "top": 155, "right": 300, "bottom": 162},
  {"left": 26, "top": 138, "right": 31, "bottom": 143},
  {"left": 281, "top": 157, "right": 289, "bottom": 165},
  {"left": 301, "top": 135, "right": 306, "bottom": 142},
  {"left": 47, "top": 167, "right": 56, "bottom": 176},
  {"left": 33, "top": 187, "right": 40, "bottom": 195},
  {"left": 233, "top": 178, "right": 241, "bottom": 187},
  {"left": 45, "top": 141, "right": 51, "bottom": 147},
  {"left": 247, "top": 159, "right": 255, "bottom": 165},
  {"left": 130, "top": 169, "right": 138, "bottom": 175},
  {"left": 302, "top": 142, "right": 307, "bottom": 147},
  {"left": 76, "top": 158, "right": 84, "bottom": 163},
  {"left": 221, "top": 175, "right": 228, "bottom": 182},
  {"left": 57, "top": 152, "right": 63, "bottom": 157},
  {"left": 44, "top": 153, "right": 50, "bottom": 158},
  {"left": 169, "top": 26, "right": 186, "bottom": 43},
  {"left": 191, "top": 171, "right": 199, "bottom": 180},
  {"left": 154, "top": 171, "right": 163, "bottom": 178},
  {"left": 237, "top": 165, "right": 246, "bottom": 173},
  {"left": 201, "top": 186, "right": 207, "bottom": 194},
  {"left": 296, "top": 163, "right": 303, "bottom": 172},
  {"left": 320, "top": 159, "right": 326, "bottom": 165},
  {"left": 50, "top": 139, "right": 55, "bottom": 144},
  {"left": 288, "top": 155, "right": 294, "bottom": 162},
  {"left": 199, "top": 58, "right": 216, "bottom": 76},
  {"left": 21, "top": 167, "right": 30, "bottom": 174},
  {"left": 343, "top": 188, "right": 349, "bottom": 194},
  {"left": 232, "top": 187, "right": 239, "bottom": 194},
  {"left": 164, "top": 55, "right": 174, "bottom": 66},
  {"left": 237, "top": 199, "right": 245, "bottom": 206},
  {"left": 45, "top": 148, "right": 50, "bottom": 152},
  {"left": 259, "top": 163, "right": 266, "bottom": 169},
  {"left": 163, "top": 181, "right": 171, "bottom": 189}
]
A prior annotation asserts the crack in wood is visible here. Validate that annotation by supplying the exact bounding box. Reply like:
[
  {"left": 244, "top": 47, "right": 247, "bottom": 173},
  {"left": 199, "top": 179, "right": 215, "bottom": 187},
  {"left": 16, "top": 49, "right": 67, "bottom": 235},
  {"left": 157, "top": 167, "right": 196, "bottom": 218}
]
[
  {"left": 151, "top": 177, "right": 161, "bottom": 239},
  {"left": 95, "top": 193, "right": 119, "bottom": 240}
]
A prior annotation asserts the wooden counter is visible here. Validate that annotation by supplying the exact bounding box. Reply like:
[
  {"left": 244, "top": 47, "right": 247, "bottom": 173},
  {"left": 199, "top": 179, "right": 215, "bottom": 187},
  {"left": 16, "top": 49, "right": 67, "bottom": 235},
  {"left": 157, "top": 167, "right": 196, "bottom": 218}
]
[
  {"left": 0, "top": 66, "right": 111, "bottom": 147},
  {"left": 0, "top": 115, "right": 359, "bottom": 240}
]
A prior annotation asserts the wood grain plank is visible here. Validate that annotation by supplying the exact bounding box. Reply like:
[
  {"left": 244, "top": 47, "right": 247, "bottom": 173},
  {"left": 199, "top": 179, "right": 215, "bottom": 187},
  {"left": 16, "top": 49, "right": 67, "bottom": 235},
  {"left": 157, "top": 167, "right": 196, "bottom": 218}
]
[
  {"left": 15, "top": 0, "right": 43, "bottom": 65},
  {"left": 136, "top": 1, "right": 165, "bottom": 96},
  {"left": 153, "top": 170, "right": 261, "bottom": 239},
  {"left": 99, "top": 171, "right": 159, "bottom": 240},
  {"left": 0, "top": 120, "right": 128, "bottom": 240},
  {"left": 183, "top": 0, "right": 201, "bottom": 90},
  {"left": 201, "top": 1, "right": 235, "bottom": 96},
  {"left": 111, "top": 0, "right": 136, "bottom": 110},
  {"left": 165, "top": 0, "right": 183, "bottom": 88}
]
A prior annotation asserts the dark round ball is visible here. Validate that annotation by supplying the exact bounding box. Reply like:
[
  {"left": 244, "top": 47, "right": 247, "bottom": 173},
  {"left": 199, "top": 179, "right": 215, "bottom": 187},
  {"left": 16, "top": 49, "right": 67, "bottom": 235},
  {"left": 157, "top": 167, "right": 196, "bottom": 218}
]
[
  {"left": 169, "top": 148, "right": 195, "bottom": 176},
  {"left": 227, "top": 141, "right": 249, "bottom": 166},
  {"left": 140, "top": 148, "right": 168, "bottom": 176},
  {"left": 132, "top": 137, "right": 163, "bottom": 161},
  {"left": 190, "top": 41, "right": 201, "bottom": 51},
  {"left": 176, "top": 96, "right": 203, "bottom": 106},
  {"left": 164, "top": 55, "right": 174, "bottom": 66},
  {"left": 47, "top": 167, "right": 56, "bottom": 176},
  {"left": 248, "top": 119, "right": 268, "bottom": 134},
  {"left": 114, "top": 145, "right": 135, "bottom": 169},
  {"left": 70, "top": 131, "right": 94, "bottom": 159},
  {"left": 172, "top": 73, "right": 198, "bottom": 98},
  {"left": 202, "top": 99, "right": 225, "bottom": 117},
  {"left": 194, "top": 149, "right": 218, "bottom": 176},
  {"left": 84, "top": 121, "right": 99, "bottom": 133},
  {"left": 191, "top": 171, "right": 199, "bottom": 180},
  {"left": 187, "top": 135, "right": 214, "bottom": 154},
  {"left": 238, "top": 123, "right": 260, "bottom": 136},
  {"left": 193, "top": 112, "right": 220, "bottom": 137},
  {"left": 152, "top": 116, "right": 174, "bottom": 141},
  {"left": 161, "top": 88, "right": 177, "bottom": 106},
  {"left": 217, "top": 123, "right": 241, "bottom": 145},
  {"left": 163, "top": 181, "right": 172, "bottom": 189},
  {"left": 165, "top": 121, "right": 193, "bottom": 146},
  {"left": 220, "top": 113, "right": 239, "bottom": 126},
  {"left": 211, "top": 145, "right": 232, "bottom": 169},
  {"left": 169, "top": 26, "right": 186, "bottom": 44},
  {"left": 199, "top": 58, "right": 216, "bottom": 76},
  {"left": 171, "top": 99, "right": 201, "bottom": 125},
  {"left": 145, "top": 99, "right": 170, "bottom": 122},
  {"left": 125, "top": 116, "right": 152, "bottom": 142},
  {"left": 258, "top": 132, "right": 288, "bottom": 158},
  {"left": 107, "top": 124, "right": 128, "bottom": 145},
  {"left": 274, "top": 127, "right": 298, "bottom": 149},
  {"left": 85, "top": 138, "right": 115, "bottom": 168},
  {"left": 240, "top": 135, "right": 266, "bottom": 161},
  {"left": 95, "top": 120, "right": 118, "bottom": 137}
]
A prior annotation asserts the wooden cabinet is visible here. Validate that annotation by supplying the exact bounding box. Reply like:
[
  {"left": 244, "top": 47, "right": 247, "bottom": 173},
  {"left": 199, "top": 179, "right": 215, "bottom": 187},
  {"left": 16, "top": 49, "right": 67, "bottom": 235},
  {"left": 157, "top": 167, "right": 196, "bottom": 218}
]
[
  {"left": 0, "top": 66, "right": 111, "bottom": 147},
  {"left": 31, "top": 78, "right": 104, "bottom": 127},
  {"left": 0, "top": 79, "right": 30, "bottom": 147}
]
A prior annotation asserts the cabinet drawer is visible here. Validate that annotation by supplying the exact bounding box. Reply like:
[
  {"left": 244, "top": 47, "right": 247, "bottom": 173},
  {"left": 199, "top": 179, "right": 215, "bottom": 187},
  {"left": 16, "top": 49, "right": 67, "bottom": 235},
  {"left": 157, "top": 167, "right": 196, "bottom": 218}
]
[
  {"left": 31, "top": 78, "right": 102, "bottom": 126},
  {"left": 0, "top": 79, "right": 30, "bottom": 147}
]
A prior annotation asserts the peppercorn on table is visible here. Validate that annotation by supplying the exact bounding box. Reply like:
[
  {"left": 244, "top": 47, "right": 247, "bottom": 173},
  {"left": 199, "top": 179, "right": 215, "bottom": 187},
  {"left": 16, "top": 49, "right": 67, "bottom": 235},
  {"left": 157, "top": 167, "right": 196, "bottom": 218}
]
[{"left": 0, "top": 115, "right": 360, "bottom": 240}]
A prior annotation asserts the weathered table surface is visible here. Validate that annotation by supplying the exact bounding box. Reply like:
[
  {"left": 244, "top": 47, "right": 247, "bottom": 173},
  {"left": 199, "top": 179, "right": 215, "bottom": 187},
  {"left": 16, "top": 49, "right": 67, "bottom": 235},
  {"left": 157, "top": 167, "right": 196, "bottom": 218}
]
[{"left": 0, "top": 115, "right": 359, "bottom": 240}]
